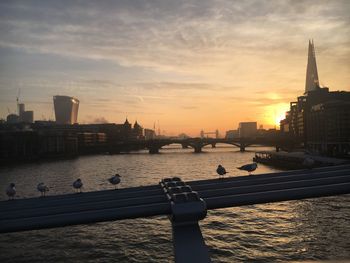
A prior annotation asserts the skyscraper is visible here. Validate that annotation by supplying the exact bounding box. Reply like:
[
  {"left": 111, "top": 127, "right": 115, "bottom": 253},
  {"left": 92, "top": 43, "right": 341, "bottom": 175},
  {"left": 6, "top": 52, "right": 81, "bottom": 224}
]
[
  {"left": 53, "top": 95, "right": 79, "bottom": 124},
  {"left": 305, "top": 40, "right": 320, "bottom": 94}
]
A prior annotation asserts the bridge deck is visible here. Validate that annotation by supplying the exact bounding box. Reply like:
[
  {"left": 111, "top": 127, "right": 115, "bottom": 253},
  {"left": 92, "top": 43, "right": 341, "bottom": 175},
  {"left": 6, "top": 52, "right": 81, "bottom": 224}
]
[{"left": 1, "top": 164, "right": 350, "bottom": 233}]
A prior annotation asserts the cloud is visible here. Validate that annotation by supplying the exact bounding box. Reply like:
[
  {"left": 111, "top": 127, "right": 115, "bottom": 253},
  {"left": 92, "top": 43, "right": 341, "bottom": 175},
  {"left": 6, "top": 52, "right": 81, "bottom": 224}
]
[
  {"left": 182, "top": 106, "right": 198, "bottom": 110},
  {"left": 138, "top": 81, "right": 243, "bottom": 91},
  {"left": 1, "top": 0, "right": 349, "bottom": 74},
  {"left": 91, "top": 117, "right": 109, "bottom": 124},
  {"left": 0, "top": 0, "right": 349, "bottom": 131}
]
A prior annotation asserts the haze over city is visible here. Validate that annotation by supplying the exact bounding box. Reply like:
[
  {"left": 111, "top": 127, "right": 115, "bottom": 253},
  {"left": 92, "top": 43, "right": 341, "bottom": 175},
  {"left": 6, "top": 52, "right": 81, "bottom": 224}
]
[{"left": 0, "top": 0, "right": 349, "bottom": 136}]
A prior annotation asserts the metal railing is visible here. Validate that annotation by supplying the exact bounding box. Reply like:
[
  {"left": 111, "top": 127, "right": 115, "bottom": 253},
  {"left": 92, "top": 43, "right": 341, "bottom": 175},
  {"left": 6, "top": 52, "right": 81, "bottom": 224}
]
[{"left": 1, "top": 164, "right": 350, "bottom": 263}]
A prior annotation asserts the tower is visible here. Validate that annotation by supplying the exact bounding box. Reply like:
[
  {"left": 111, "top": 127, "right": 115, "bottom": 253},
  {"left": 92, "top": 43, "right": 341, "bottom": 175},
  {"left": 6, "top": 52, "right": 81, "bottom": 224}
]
[
  {"left": 53, "top": 95, "right": 79, "bottom": 124},
  {"left": 305, "top": 40, "right": 320, "bottom": 94}
]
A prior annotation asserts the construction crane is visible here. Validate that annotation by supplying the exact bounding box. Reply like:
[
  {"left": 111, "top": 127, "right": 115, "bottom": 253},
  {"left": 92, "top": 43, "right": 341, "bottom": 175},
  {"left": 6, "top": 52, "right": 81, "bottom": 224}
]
[{"left": 16, "top": 88, "right": 21, "bottom": 115}]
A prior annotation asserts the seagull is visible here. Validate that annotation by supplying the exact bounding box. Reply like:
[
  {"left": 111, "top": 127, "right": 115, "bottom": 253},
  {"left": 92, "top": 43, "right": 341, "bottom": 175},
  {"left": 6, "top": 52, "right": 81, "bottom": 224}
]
[
  {"left": 73, "top": 178, "right": 83, "bottom": 193},
  {"left": 108, "top": 174, "right": 121, "bottom": 189},
  {"left": 237, "top": 163, "right": 258, "bottom": 175},
  {"left": 6, "top": 183, "right": 16, "bottom": 200},
  {"left": 302, "top": 157, "right": 315, "bottom": 169},
  {"left": 216, "top": 165, "right": 228, "bottom": 179},
  {"left": 37, "top": 183, "right": 49, "bottom": 197}
]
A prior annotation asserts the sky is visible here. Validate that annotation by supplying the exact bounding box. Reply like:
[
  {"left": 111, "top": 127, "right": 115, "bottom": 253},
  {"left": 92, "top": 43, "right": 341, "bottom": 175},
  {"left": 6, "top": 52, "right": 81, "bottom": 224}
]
[{"left": 0, "top": 0, "right": 349, "bottom": 136}]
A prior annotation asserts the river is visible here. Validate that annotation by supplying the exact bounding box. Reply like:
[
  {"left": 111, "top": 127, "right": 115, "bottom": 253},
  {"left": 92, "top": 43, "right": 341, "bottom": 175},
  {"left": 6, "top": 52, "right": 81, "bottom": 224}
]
[{"left": 0, "top": 145, "right": 349, "bottom": 262}]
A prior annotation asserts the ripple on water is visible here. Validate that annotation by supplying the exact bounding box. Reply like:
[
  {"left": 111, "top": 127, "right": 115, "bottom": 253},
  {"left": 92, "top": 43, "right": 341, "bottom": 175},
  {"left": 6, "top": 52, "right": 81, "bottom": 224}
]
[{"left": 0, "top": 147, "right": 350, "bottom": 262}]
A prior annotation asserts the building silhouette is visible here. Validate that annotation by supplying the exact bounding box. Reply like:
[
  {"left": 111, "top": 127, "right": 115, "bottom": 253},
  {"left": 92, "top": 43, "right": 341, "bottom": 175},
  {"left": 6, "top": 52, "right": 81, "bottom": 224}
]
[
  {"left": 280, "top": 40, "right": 350, "bottom": 156},
  {"left": 6, "top": 114, "right": 19, "bottom": 124},
  {"left": 5, "top": 102, "right": 34, "bottom": 124},
  {"left": 225, "top": 129, "right": 238, "bottom": 139},
  {"left": 238, "top": 122, "right": 257, "bottom": 138},
  {"left": 133, "top": 121, "right": 144, "bottom": 139},
  {"left": 53, "top": 96, "right": 79, "bottom": 124},
  {"left": 18, "top": 103, "right": 33, "bottom": 123},
  {"left": 144, "top": 129, "right": 156, "bottom": 140}
]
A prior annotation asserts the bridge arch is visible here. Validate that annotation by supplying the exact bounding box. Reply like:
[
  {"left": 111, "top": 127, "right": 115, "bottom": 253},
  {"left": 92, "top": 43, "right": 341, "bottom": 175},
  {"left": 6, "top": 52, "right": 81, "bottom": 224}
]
[{"left": 145, "top": 141, "right": 191, "bottom": 154}]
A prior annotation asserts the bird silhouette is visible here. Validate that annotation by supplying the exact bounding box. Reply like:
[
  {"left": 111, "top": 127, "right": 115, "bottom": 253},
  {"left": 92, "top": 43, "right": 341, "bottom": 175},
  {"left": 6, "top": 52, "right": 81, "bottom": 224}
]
[
  {"left": 237, "top": 163, "right": 258, "bottom": 175},
  {"left": 73, "top": 178, "right": 83, "bottom": 193},
  {"left": 37, "top": 183, "right": 49, "bottom": 197},
  {"left": 6, "top": 183, "right": 16, "bottom": 200},
  {"left": 216, "top": 165, "right": 228, "bottom": 179},
  {"left": 108, "top": 174, "right": 121, "bottom": 189},
  {"left": 302, "top": 157, "right": 315, "bottom": 169}
]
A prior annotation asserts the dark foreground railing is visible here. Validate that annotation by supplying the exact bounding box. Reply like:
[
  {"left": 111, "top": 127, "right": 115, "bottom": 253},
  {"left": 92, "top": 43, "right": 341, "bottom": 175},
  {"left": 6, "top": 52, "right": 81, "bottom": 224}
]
[{"left": 1, "top": 164, "right": 350, "bottom": 263}]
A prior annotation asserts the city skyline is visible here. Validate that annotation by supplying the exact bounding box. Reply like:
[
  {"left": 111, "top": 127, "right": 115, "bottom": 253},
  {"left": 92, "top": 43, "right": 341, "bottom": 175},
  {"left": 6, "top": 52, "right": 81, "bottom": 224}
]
[{"left": 0, "top": 0, "right": 349, "bottom": 136}]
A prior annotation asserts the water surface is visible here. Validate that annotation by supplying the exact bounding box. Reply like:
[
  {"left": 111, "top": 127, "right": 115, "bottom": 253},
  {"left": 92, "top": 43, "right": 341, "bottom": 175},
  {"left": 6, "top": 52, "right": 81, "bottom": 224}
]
[{"left": 0, "top": 146, "right": 349, "bottom": 262}]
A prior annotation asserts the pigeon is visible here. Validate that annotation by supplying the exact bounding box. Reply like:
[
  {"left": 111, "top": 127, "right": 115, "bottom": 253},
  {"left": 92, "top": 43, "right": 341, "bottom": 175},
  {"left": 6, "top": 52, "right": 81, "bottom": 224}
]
[
  {"left": 6, "top": 183, "right": 16, "bottom": 200},
  {"left": 216, "top": 165, "right": 228, "bottom": 178},
  {"left": 73, "top": 178, "right": 83, "bottom": 193},
  {"left": 37, "top": 183, "right": 49, "bottom": 197},
  {"left": 237, "top": 163, "right": 258, "bottom": 175},
  {"left": 108, "top": 174, "right": 121, "bottom": 189}
]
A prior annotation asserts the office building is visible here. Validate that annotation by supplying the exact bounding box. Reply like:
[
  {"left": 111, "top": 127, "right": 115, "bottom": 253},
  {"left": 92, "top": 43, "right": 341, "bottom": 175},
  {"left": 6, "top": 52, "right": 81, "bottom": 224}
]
[
  {"left": 53, "top": 96, "right": 79, "bottom": 124},
  {"left": 238, "top": 122, "right": 257, "bottom": 138},
  {"left": 280, "top": 40, "right": 350, "bottom": 156},
  {"left": 307, "top": 100, "right": 350, "bottom": 156},
  {"left": 305, "top": 39, "right": 320, "bottom": 94},
  {"left": 21, "top": 111, "right": 34, "bottom": 123}
]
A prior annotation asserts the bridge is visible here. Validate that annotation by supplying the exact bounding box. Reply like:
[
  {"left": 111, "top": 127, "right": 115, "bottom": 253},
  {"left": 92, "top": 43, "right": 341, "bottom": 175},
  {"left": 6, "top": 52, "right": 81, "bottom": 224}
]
[
  {"left": 1, "top": 165, "right": 350, "bottom": 262},
  {"left": 200, "top": 129, "right": 219, "bottom": 139},
  {"left": 110, "top": 137, "right": 298, "bottom": 154}
]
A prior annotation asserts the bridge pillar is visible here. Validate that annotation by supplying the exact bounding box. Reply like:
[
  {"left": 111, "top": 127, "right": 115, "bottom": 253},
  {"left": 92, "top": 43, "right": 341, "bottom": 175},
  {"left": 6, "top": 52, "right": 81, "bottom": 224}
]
[
  {"left": 181, "top": 143, "right": 189, "bottom": 149},
  {"left": 161, "top": 178, "right": 211, "bottom": 263},
  {"left": 108, "top": 148, "right": 121, "bottom": 154},
  {"left": 211, "top": 143, "right": 216, "bottom": 148},
  {"left": 240, "top": 145, "right": 245, "bottom": 152},
  {"left": 194, "top": 145, "right": 202, "bottom": 153},
  {"left": 191, "top": 141, "right": 203, "bottom": 153},
  {"left": 276, "top": 146, "right": 280, "bottom": 152},
  {"left": 148, "top": 146, "right": 160, "bottom": 154}
]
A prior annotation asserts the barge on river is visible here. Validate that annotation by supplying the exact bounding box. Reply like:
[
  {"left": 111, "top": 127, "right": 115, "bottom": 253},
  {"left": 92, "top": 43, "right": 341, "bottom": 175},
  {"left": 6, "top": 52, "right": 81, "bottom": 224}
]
[{"left": 253, "top": 151, "right": 349, "bottom": 170}]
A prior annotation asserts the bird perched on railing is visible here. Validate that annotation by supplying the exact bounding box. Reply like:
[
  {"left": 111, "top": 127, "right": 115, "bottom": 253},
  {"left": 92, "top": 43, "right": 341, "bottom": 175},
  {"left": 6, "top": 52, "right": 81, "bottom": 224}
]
[
  {"left": 237, "top": 163, "right": 258, "bottom": 175},
  {"left": 216, "top": 165, "right": 228, "bottom": 179},
  {"left": 6, "top": 183, "right": 16, "bottom": 200},
  {"left": 73, "top": 178, "right": 83, "bottom": 193},
  {"left": 37, "top": 183, "right": 49, "bottom": 197},
  {"left": 108, "top": 174, "right": 121, "bottom": 189},
  {"left": 302, "top": 157, "right": 315, "bottom": 169}
]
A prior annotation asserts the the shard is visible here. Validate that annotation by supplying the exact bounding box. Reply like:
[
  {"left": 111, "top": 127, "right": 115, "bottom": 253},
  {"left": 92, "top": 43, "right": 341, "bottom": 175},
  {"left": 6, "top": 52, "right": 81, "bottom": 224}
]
[{"left": 305, "top": 40, "right": 320, "bottom": 94}]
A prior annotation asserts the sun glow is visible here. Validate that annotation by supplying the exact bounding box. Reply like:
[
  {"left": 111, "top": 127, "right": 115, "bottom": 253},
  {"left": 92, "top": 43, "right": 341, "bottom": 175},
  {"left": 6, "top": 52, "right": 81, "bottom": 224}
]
[
  {"left": 264, "top": 103, "right": 289, "bottom": 128},
  {"left": 275, "top": 111, "right": 287, "bottom": 127}
]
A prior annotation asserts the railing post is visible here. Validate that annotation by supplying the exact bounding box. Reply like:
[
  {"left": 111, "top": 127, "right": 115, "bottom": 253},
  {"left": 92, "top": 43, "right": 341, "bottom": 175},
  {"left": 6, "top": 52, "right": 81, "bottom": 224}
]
[
  {"left": 160, "top": 178, "right": 211, "bottom": 263},
  {"left": 240, "top": 145, "right": 245, "bottom": 152}
]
